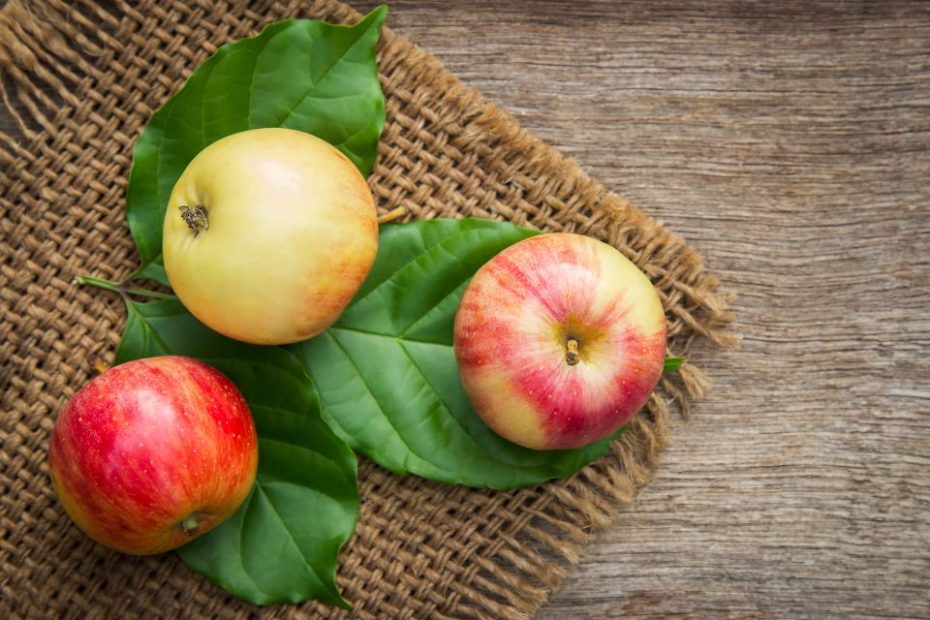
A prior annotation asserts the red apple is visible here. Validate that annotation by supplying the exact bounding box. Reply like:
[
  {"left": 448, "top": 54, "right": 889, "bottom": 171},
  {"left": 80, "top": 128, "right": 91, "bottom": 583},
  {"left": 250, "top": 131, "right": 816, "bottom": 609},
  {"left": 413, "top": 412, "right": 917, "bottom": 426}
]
[
  {"left": 49, "top": 355, "right": 258, "bottom": 555},
  {"left": 453, "top": 233, "right": 667, "bottom": 450}
]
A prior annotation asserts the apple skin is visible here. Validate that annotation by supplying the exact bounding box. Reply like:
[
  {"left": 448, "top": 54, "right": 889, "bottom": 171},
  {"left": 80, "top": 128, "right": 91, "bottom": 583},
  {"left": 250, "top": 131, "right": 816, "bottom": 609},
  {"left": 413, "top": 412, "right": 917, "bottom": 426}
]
[
  {"left": 48, "top": 356, "right": 258, "bottom": 555},
  {"left": 453, "top": 233, "right": 667, "bottom": 450},
  {"left": 163, "top": 127, "right": 378, "bottom": 345}
]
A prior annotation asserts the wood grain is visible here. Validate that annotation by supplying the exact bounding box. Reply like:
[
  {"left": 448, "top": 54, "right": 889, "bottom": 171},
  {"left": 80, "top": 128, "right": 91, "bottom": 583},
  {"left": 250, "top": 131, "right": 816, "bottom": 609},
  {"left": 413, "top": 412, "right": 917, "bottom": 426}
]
[
  {"left": 4, "top": 1, "right": 928, "bottom": 617},
  {"left": 348, "top": 2, "right": 930, "bottom": 618}
]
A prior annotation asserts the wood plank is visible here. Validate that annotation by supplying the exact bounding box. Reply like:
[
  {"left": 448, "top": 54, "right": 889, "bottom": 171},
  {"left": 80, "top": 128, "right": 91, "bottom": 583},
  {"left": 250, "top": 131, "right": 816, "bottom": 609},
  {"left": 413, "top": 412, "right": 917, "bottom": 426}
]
[{"left": 345, "top": 1, "right": 930, "bottom": 618}]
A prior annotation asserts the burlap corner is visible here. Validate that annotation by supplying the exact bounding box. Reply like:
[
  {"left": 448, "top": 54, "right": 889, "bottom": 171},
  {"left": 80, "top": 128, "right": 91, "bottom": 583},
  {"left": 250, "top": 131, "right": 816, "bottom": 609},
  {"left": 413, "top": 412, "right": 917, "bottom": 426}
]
[{"left": 0, "top": 0, "right": 734, "bottom": 618}]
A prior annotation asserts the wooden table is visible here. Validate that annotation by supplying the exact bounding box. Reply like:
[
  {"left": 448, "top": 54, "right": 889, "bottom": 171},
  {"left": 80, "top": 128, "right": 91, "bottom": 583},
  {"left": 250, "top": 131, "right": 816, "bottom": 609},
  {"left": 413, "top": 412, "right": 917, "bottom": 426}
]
[
  {"left": 5, "top": 1, "right": 927, "bottom": 617},
  {"left": 347, "top": 1, "right": 930, "bottom": 617}
]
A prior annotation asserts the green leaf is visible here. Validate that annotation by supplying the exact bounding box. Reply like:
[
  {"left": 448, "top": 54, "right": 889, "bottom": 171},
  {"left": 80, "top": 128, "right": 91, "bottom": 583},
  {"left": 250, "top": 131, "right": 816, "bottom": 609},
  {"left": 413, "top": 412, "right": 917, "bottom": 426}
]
[
  {"left": 132, "top": 261, "right": 170, "bottom": 287},
  {"left": 117, "top": 298, "right": 358, "bottom": 607},
  {"left": 125, "top": 6, "right": 388, "bottom": 281},
  {"left": 663, "top": 355, "right": 684, "bottom": 373},
  {"left": 291, "top": 219, "right": 620, "bottom": 490}
]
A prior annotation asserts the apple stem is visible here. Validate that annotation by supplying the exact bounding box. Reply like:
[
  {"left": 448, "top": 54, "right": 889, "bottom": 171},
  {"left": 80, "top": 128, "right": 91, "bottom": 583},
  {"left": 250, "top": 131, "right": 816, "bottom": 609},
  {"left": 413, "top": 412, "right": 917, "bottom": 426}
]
[
  {"left": 74, "top": 275, "right": 174, "bottom": 300},
  {"left": 565, "top": 337, "right": 580, "bottom": 366},
  {"left": 180, "top": 205, "right": 209, "bottom": 236},
  {"left": 179, "top": 515, "right": 199, "bottom": 535}
]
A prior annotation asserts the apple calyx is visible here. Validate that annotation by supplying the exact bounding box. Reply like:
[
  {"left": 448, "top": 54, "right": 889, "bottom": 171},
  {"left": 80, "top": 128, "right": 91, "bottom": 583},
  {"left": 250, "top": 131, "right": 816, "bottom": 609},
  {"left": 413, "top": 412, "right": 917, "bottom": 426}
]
[
  {"left": 178, "top": 514, "right": 200, "bottom": 536},
  {"left": 180, "top": 205, "right": 209, "bottom": 236},
  {"left": 565, "top": 336, "right": 581, "bottom": 366}
]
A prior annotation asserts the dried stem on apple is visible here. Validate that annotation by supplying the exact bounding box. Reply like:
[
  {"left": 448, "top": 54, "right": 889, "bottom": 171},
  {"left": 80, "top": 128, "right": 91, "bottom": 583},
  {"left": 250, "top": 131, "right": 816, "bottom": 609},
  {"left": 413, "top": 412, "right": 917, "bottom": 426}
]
[{"left": 565, "top": 337, "right": 580, "bottom": 366}]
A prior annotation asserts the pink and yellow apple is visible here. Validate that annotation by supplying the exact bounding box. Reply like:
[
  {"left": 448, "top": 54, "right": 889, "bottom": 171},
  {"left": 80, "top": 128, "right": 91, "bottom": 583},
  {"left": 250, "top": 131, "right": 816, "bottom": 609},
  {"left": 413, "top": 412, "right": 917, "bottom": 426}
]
[
  {"left": 49, "top": 356, "right": 258, "bottom": 555},
  {"left": 163, "top": 127, "right": 378, "bottom": 345},
  {"left": 453, "top": 233, "right": 667, "bottom": 450}
]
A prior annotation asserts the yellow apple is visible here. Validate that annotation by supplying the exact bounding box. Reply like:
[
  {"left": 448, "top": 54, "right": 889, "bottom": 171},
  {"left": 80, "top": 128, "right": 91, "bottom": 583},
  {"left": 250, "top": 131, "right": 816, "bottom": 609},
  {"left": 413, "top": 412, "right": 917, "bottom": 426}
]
[{"left": 163, "top": 128, "right": 378, "bottom": 345}]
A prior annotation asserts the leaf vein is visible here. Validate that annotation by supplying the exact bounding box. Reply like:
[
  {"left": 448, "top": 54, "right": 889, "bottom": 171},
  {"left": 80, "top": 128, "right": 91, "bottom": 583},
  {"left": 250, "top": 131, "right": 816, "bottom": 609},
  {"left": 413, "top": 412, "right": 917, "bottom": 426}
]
[
  {"left": 270, "top": 20, "right": 376, "bottom": 128},
  {"left": 235, "top": 491, "right": 271, "bottom": 598},
  {"left": 396, "top": 340, "right": 542, "bottom": 474},
  {"left": 254, "top": 484, "right": 329, "bottom": 589},
  {"left": 325, "top": 330, "right": 460, "bottom": 476}
]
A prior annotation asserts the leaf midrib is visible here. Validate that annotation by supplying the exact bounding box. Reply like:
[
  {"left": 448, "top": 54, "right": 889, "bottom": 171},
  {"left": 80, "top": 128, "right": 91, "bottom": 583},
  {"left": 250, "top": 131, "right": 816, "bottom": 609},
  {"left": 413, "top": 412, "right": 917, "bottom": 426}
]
[
  {"left": 257, "top": 434, "right": 356, "bottom": 491},
  {"left": 343, "top": 225, "right": 529, "bottom": 338},
  {"left": 323, "top": 329, "right": 455, "bottom": 479},
  {"left": 396, "top": 338, "right": 559, "bottom": 478},
  {"left": 254, "top": 484, "right": 333, "bottom": 598},
  {"left": 326, "top": 326, "right": 562, "bottom": 480},
  {"left": 234, "top": 491, "right": 271, "bottom": 599},
  {"left": 270, "top": 19, "right": 377, "bottom": 129},
  {"left": 125, "top": 301, "right": 173, "bottom": 356}
]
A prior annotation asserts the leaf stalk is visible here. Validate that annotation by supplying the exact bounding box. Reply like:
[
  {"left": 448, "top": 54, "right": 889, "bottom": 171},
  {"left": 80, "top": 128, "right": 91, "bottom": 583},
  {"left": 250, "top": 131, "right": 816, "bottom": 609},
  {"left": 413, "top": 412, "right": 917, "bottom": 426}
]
[{"left": 74, "top": 274, "right": 174, "bottom": 300}]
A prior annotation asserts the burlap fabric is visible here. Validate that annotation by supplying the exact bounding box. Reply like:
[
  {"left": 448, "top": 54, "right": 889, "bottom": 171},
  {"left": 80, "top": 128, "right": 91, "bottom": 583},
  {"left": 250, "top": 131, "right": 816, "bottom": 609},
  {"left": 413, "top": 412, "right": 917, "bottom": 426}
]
[{"left": 0, "top": 0, "right": 734, "bottom": 618}]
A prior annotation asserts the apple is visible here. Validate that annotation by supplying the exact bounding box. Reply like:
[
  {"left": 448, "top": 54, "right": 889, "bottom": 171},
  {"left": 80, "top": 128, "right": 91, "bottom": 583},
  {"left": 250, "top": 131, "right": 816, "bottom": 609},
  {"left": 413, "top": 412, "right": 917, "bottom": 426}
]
[
  {"left": 163, "top": 127, "right": 378, "bottom": 345},
  {"left": 453, "top": 233, "right": 667, "bottom": 450},
  {"left": 48, "top": 356, "right": 258, "bottom": 555}
]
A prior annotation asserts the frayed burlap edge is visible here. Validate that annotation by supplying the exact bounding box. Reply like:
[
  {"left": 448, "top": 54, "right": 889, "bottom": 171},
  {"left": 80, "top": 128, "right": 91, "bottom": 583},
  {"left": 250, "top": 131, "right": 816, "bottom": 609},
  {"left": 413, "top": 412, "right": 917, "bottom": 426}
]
[{"left": 0, "top": 1, "right": 735, "bottom": 618}]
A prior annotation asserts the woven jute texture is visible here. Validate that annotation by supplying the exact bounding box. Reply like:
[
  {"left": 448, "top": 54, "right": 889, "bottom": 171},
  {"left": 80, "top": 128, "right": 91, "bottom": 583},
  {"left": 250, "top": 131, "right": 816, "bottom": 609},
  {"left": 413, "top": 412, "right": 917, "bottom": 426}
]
[{"left": 0, "top": 0, "right": 734, "bottom": 618}]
